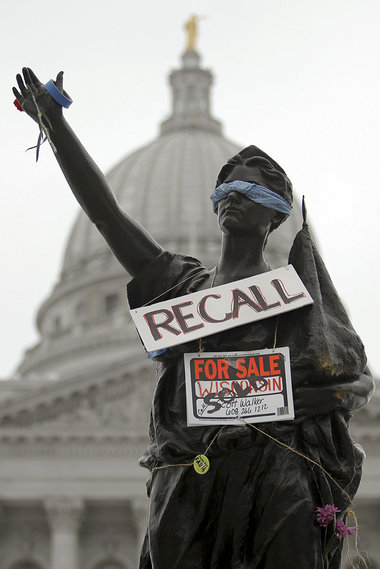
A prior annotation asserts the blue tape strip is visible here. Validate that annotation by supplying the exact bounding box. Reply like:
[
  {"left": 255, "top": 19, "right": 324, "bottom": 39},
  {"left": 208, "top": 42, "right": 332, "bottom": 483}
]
[
  {"left": 147, "top": 348, "right": 168, "bottom": 359},
  {"left": 210, "top": 180, "right": 292, "bottom": 215},
  {"left": 45, "top": 80, "right": 73, "bottom": 108}
]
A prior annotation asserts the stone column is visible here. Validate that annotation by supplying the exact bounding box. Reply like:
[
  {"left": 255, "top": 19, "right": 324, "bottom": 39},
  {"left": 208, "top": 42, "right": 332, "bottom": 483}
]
[
  {"left": 130, "top": 497, "right": 149, "bottom": 564},
  {"left": 44, "top": 497, "right": 84, "bottom": 569}
]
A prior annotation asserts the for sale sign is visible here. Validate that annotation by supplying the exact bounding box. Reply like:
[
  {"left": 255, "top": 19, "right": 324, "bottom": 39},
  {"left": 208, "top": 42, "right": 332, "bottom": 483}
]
[
  {"left": 130, "top": 265, "right": 313, "bottom": 354},
  {"left": 184, "top": 347, "right": 294, "bottom": 426}
]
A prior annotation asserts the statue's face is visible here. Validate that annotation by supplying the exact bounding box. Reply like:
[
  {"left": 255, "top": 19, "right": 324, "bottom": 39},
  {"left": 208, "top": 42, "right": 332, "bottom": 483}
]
[
  {"left": 215, "top": 160, "right": 287, "bottom": 238},
  {"left": 217, "top": 191, "right": 275, "bottom": 238}
]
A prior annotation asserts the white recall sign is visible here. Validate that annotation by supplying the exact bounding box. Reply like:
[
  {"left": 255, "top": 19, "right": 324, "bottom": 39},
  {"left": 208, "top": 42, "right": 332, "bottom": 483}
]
[
  {"left": 184, "top": 348, "right": 294, "bottom": 426},
  {"left": 130, "top": 264, "right": 313, "bottom": 354}
]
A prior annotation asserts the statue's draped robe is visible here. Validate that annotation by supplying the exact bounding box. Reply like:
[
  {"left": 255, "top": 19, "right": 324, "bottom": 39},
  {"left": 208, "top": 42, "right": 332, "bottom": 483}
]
[{"left": 127, "top": 224, "right": 366, "bottom": 569}]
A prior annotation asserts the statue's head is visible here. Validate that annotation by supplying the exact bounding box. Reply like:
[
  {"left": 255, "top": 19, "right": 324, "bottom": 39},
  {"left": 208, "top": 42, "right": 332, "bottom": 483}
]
[{"left": 211, "top": 145, "right": 293, "bottom": 233}]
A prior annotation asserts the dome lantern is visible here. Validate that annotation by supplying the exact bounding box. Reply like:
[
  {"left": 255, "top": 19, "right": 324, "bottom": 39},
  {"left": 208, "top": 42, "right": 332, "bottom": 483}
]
[{"left": 160, "top": 48, "right": 222, "bottom": 135}]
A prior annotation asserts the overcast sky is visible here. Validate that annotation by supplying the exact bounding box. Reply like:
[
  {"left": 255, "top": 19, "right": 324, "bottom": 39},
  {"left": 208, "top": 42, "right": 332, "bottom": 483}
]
[{"left": 1, "top": 0, "right": 379, "bottom": 378}]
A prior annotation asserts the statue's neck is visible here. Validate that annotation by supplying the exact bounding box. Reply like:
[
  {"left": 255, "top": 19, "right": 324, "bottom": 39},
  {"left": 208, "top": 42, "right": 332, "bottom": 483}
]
[{"left": 215, "top": 233, "right": 269, "bottom": 286}]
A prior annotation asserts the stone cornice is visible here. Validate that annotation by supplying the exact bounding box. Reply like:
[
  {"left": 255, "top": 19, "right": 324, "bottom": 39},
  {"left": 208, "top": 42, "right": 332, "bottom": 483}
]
[
  {"left": 0, "top": 437, "right": 147, "bottom": 456},
  {"left": 0, "top": 355, "right": 153, "bottom": 422},
  {"left": 0, "top": 427, "right": 145, "bottom": 441}
]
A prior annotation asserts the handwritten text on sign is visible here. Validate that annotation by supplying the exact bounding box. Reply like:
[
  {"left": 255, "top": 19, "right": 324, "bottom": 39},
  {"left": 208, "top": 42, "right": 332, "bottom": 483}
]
[
  {"left": 184, "top": 348, "right": 294, "bottom": 426},
  {"left": 130, "top": 265, "right": 313, "bottom": 353}
]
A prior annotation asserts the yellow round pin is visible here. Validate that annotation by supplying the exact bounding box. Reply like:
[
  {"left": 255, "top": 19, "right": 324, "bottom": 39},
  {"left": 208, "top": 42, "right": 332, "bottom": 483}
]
[{"left": 193, "top": 454, "right": 210, "bottom": 475}]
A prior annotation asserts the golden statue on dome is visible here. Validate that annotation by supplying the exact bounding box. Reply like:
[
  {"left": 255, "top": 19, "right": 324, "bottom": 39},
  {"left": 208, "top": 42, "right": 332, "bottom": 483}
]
[{"left": 184, "top": 14, "right": 203, "bottom": 51}]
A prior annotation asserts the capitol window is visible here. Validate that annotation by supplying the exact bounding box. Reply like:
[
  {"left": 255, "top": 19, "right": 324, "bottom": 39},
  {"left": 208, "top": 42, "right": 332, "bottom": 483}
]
[
  {"left": 105, "top": 294, "right": 120, "bottom": 315},
  {"left": 75, "top": 301, "right": 88, "bottom": 322},
  {"left": 54, "top": 315, "right": 62, "bottom": 331}
]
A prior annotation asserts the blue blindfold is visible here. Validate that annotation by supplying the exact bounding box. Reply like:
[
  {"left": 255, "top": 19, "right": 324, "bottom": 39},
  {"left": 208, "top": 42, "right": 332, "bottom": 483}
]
[{"left": 210, "top": 180, "right": 292, "bottom": 215}]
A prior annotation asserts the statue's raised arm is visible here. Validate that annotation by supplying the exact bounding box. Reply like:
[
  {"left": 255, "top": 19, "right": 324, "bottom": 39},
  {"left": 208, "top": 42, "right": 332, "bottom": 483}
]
[{"left": 13, "top": 68, "right": 163, "bottom": 277}]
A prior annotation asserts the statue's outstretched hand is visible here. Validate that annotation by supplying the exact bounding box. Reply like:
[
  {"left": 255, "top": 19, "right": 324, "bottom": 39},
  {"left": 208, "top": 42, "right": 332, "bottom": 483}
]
[{"left": 13, "top": 67, "right": 66, "bottom": 123}]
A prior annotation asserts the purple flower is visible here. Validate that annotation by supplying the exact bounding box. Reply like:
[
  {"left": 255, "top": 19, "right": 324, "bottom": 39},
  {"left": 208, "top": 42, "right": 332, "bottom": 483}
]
[
  {"left": 315, "top": 505, "right": 341, "bottom": 527},
  {"left": 335, "top": 520, "right": 356, "bottom": 540}
]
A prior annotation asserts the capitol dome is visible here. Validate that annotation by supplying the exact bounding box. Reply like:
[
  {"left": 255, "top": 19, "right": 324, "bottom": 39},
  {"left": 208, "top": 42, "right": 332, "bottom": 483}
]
[{"left": 17, "top": 47, "right": 302, "bottom": 381}]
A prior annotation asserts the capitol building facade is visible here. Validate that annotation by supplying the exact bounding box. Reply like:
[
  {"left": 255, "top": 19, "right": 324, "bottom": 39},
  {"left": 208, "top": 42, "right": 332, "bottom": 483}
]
[{"left": 0, "top": 42, "right": 379, "bottom": 569}]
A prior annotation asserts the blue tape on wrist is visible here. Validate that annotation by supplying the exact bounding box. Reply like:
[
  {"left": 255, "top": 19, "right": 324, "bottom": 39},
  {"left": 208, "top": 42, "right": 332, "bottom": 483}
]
[{"left": 45, "top": 80, "right": 73, "bottom": 108}]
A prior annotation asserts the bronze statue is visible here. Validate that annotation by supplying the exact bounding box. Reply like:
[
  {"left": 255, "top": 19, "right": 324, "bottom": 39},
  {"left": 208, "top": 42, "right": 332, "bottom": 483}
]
[{"left": 13, "top": 68, "right": 374, "bottom": 569}]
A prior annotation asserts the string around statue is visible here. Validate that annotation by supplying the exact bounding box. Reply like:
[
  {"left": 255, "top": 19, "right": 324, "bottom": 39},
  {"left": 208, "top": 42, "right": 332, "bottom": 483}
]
[
  {"left": 18, "top": 76, "right": 72, "bottom": 161},
  {"left": 26, "top": 87, "right": 57, "bottom": 162}
]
